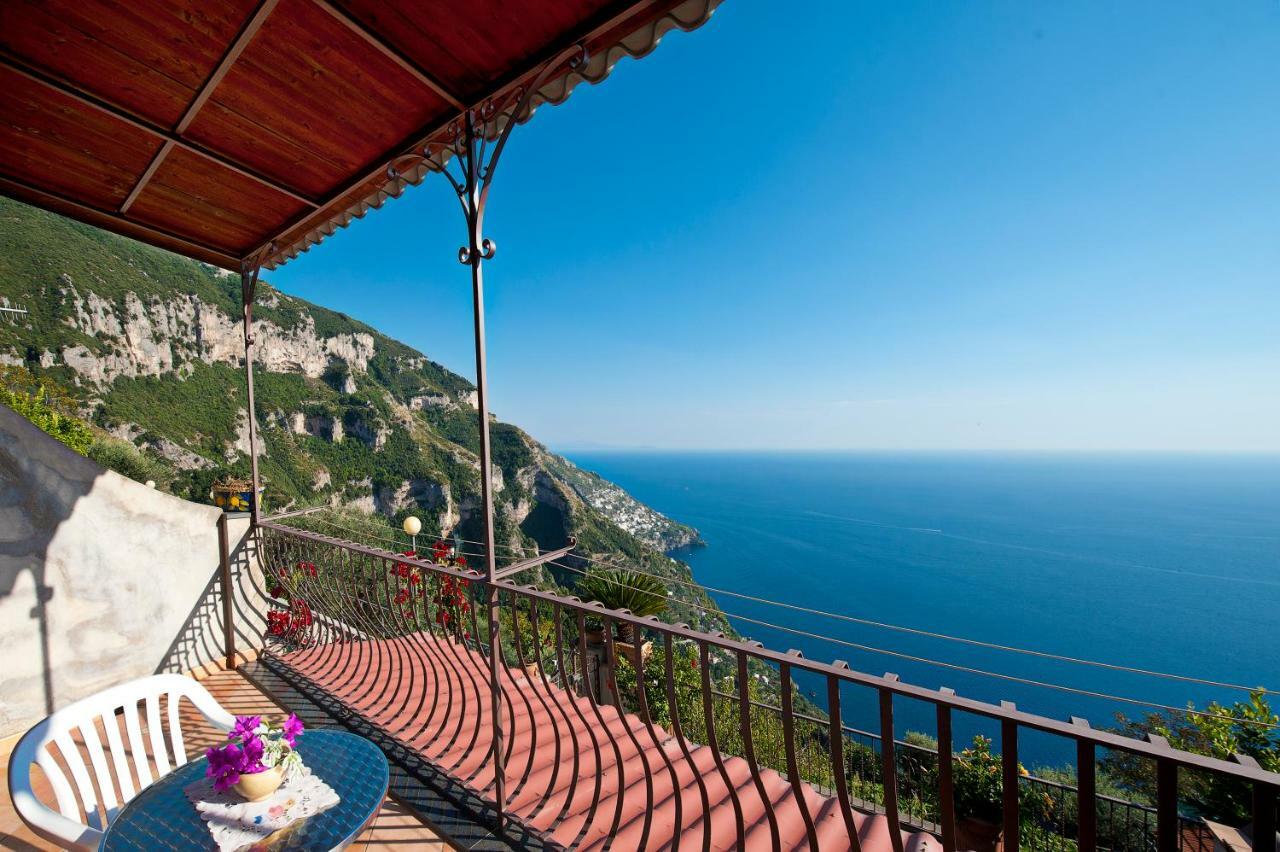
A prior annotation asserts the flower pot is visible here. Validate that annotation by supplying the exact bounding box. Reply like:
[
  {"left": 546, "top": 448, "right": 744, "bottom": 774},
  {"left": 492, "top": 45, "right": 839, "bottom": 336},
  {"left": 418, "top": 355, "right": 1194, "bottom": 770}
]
[
  {"left": 234, "top": 766, "right": 283, "bottom": 802},
  {"left": 212, "top": 480, "right": 264, "bottom": 514},
  {"left": 613, "top": 639, "right": 653, "bottom": 664},
  {"left": 957, "top": 817, "right": 1001, "bottom": 852}
]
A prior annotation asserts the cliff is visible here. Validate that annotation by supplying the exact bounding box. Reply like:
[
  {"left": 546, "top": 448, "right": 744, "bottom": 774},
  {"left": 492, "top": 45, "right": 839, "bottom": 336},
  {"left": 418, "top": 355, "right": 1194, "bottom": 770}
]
[{"left": 0, "top": 197, "right": 716, "bottom": 628}]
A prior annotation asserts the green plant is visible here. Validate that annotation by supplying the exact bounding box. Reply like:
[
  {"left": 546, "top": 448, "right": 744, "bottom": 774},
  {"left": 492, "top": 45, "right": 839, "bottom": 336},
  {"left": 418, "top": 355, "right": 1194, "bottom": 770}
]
[
  {"left": 953, "top": 735, "right": 1007, "bottom": 823},
  {"left": 574, "top": 568, "right": 668, "bottom": 640},
  {"left": 612, "top": 642, "right": 705, "bottom": 729},
  {"left": 1105, "top": 689, "right": 1279, "bottom": 822},
  {"left": 87, "top": 438, "right": 171, "bottom": 488},
  {"left": 0, "top": 366, "right": 93, "bottom": 454},
  {"left": 1020, "top": 821, "right": 1079, "bottom": 852}
]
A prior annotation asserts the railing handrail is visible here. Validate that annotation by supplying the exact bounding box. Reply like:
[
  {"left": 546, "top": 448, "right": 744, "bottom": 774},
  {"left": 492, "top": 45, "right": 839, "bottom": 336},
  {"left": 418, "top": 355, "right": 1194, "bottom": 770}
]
[{"left": 257, "top": 521, "right": 1280, "bottom": 787}]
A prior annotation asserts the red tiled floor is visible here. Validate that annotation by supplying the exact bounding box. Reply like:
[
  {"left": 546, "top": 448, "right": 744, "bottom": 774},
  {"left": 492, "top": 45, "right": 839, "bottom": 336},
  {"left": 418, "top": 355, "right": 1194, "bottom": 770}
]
[{"left": 279, "top": 633, "right": 937, "bottom": 851}]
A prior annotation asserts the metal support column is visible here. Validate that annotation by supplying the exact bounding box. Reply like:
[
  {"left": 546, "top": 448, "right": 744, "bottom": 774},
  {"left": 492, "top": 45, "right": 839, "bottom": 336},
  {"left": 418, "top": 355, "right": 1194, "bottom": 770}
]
[
  {"left": 217, "top": 513, "right": 237, "bottom": 670},
  {"left": 240, "top": 263, "right": 263, "bottom": 526},
  {"left": 412, "top": 44, "right": 587, "bottom": 833},
  {"left": 460, "top": 109, "right": 507, "bottom": 828}
]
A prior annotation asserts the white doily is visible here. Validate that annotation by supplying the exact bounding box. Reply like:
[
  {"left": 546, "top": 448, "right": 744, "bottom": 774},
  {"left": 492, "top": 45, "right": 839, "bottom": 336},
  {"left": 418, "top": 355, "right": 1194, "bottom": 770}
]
[{"left": 183, "top": 767, "right": 340, "bottom": 852}]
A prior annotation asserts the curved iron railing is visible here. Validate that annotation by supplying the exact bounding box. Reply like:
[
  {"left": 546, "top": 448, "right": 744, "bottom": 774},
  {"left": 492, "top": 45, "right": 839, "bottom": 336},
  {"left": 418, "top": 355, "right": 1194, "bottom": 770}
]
[{"left": 232, "top": 521, "right": 1278, "bottom": 851}]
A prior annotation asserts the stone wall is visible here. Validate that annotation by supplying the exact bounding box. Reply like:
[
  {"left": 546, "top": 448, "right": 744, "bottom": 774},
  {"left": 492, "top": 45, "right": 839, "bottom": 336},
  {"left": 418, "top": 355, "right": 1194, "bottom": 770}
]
[{"left": 0, "top": 404, "right": 264, "bottom": 738}]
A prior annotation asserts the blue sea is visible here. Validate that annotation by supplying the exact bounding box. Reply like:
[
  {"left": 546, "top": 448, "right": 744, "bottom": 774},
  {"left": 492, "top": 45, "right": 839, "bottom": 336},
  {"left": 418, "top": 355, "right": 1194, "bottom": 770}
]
[{"left": 561, "top": 451, "right": 1280, "bottom": 767}]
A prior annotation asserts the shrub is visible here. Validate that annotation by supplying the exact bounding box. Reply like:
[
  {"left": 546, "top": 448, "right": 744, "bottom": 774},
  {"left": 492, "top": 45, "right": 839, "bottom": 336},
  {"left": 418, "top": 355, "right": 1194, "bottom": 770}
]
[
  {"left": 0, "top": 366, "right": 93, "bottom": 454},
  {"left": 87, "top": 438, "right": 171, "bottom": 488},
  {"left": 1105, "top": 689, "right": 1279, "bottom": 822}
]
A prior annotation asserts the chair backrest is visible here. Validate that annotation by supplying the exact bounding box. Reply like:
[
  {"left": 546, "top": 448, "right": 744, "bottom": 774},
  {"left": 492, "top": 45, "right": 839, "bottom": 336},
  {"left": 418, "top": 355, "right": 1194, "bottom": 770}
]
[{"left": 7, "top": 673, "right": 235, "bottom": 850}]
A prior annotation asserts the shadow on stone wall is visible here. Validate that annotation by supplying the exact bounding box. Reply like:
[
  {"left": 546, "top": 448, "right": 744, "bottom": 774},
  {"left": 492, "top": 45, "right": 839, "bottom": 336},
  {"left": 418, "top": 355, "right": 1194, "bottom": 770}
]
[
  {"left": 0, "top": 405, "right": 104, "bottom": 719},
  {"left": 158, "top": 522, "right": 270, "bottom": 677},
  {"left": 0, "top": 403, "right": 255, "bottom": 737}
]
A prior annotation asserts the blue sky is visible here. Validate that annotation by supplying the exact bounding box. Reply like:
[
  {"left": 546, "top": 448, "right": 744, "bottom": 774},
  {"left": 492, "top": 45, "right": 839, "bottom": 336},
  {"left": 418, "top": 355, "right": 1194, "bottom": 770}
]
[{"left": 268, "top": 2, "right": 1280, "bottom": 452}]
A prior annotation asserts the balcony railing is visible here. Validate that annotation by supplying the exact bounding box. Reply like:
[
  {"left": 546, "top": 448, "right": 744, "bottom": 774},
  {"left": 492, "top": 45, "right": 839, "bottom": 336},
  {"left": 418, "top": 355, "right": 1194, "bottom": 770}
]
[{"left": 227, "top": 520, "right": 1278, "bottom": 851}]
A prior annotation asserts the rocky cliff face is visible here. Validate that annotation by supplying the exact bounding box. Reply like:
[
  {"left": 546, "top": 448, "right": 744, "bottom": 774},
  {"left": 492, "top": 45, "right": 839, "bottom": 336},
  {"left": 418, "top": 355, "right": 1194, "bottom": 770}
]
[
  {"left": 0, "top": 197, "right": 714, "bottom": 625},
  {"left": 52, "top": 282, "right": 377, "bottom": 386}
]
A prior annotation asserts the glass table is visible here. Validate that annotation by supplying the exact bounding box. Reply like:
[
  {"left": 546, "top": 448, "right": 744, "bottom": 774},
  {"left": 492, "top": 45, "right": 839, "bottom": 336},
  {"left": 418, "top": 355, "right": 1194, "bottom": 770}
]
[{"left": 100, "top": 729, "right": 389, "bottom": 851}]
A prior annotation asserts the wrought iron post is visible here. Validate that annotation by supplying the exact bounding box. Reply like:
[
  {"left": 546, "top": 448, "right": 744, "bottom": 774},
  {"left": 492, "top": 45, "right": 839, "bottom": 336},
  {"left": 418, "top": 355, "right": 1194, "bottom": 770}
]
[
  {"left": 403, "top": 44, "right": 586, "bottom": 832},
  {"left": 460, "top": 108, "right": 508, "bottom": 829},
  {"left": 218, "top": 512, "right": 236, "bottom": 670},
  {"left": 240, "top": 261, "right": 263, "bottom": 526}
]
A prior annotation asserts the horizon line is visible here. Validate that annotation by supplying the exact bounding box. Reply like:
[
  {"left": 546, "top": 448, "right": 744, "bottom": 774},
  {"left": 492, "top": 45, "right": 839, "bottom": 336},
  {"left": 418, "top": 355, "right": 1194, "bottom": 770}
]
[{"left": 550, "top": 446, "right": 1280, "bottom": 456}]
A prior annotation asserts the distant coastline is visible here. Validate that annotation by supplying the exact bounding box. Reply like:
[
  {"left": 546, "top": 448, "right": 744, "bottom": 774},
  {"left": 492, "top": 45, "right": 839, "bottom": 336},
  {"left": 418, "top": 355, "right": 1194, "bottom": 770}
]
[{"left": 563, "top": 449, "right": 1280, "bottom": 765}]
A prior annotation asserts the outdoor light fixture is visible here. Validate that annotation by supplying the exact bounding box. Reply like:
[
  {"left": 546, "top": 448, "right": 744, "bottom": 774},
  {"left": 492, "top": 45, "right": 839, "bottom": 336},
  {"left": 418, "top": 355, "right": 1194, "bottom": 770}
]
[{"left": 403, "top": 515, "right": 422, "bottom": 552}]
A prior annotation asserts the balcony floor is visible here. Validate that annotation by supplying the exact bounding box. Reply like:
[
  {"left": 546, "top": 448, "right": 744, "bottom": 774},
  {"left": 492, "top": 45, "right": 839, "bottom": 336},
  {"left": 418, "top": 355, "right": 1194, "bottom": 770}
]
[{"left": 0, "top": 666, "right": 450, "bottom": 851}]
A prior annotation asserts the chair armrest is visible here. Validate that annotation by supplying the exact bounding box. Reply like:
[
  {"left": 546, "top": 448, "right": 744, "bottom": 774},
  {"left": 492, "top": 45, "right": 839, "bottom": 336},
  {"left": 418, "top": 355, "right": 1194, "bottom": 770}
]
[{"left": 10, "top": 787, "right": 104, "bottom": 851}]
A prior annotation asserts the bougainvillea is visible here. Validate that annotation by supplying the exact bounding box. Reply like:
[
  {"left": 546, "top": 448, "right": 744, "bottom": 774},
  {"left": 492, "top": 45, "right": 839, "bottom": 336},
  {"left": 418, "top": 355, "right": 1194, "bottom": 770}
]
[
  {"left": 388, "top": 541, "right": 473, "bottom": 637},
  {"left": 265, "top": 563, "right": 315, "bottom": 645},
  {"left": 205, "top": 714, "right": 305, "bottom": 792}
]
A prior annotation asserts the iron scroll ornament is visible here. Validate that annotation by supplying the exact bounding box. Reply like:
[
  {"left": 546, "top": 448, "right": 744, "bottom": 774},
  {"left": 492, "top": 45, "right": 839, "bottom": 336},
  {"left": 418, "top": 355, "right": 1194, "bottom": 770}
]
[{"left": 384, "top": 43, "right": 589, "bottom": 264}]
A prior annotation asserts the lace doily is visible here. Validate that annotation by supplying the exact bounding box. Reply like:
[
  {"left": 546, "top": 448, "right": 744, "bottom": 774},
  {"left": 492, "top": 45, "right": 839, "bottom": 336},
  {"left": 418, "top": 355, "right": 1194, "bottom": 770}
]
[{"left": 183, "top": 767, "right": 340, "bottom": 852}]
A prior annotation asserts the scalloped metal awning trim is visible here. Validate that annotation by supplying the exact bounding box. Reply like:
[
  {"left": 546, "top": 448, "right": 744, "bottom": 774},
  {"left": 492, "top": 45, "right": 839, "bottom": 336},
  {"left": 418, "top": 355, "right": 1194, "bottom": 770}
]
[{"left": 263, "top": 0, "right": 720, "bottom": 270}]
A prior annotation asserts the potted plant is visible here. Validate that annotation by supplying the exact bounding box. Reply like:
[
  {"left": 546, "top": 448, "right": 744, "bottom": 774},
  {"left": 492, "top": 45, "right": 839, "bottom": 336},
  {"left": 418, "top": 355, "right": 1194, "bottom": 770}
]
[
  {"left": 212, "top": 476, "right": 264, "bottom": 514},
  {"left": 206, "top": 714, "right": 305, "bottom": 801},
  {"left": 952, "top": 735, "right": 1041, "bottom": 852},
  {"left": 574, "top": 568, "right": 667, "bottom": 653}
]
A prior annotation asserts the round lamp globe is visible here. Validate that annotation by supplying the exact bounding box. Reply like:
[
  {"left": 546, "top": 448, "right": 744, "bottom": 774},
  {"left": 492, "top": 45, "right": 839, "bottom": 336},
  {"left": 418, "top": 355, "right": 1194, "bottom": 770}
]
[{"left": 402, "top": 516, "right": 422, "bottom": 536}]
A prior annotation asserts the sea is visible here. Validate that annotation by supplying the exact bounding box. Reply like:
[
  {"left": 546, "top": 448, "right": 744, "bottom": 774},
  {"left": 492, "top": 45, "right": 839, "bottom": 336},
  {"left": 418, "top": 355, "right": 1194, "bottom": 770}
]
[{"left": 560, "top": 451, "right": 1280, "bottom": 767}]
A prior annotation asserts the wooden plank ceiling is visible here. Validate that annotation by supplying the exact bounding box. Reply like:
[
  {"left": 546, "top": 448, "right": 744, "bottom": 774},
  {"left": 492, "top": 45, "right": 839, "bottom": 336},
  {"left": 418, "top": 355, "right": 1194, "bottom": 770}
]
[{"left": 0, "top": 0, "right": 715, "bottom": 269}]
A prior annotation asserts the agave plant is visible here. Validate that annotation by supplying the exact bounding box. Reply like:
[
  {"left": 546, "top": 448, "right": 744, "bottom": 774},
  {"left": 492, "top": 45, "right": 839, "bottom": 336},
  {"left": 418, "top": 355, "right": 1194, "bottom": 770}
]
[{"left": 575, "top": 568, "right": 668, "bottom": 643}]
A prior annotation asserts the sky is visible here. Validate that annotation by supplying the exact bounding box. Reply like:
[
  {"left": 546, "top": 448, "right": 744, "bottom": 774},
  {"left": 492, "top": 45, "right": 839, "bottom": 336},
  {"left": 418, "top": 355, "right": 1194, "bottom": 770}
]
[{"left": 268, "top": 2, "right": 1280, "bottom": 452}]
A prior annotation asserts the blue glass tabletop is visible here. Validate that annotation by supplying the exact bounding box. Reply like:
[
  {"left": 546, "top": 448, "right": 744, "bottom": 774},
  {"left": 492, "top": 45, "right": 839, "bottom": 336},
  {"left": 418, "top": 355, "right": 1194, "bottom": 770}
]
[{"left": 100, "top": 729, "right": 389, "bottom": 852}]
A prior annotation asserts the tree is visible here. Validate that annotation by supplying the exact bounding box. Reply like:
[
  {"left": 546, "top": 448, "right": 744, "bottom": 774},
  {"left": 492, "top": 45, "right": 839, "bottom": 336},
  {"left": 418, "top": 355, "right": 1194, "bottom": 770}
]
[{"left": 1104, "top": 690, "right": 1279, "bottom": 822}]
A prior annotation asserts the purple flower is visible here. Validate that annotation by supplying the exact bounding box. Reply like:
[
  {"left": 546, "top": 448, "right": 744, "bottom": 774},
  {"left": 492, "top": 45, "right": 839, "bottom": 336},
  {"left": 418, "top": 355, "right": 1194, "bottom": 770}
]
[
  {"left": 238, "top": 732, "right": 265, "bottom": 774},
  {"left": 282, "top": 713, "right": 304, "bottom": 747},
  {"left": 229, "top": 715, "right": 261, "bottom": 742},
  {"left": 206, "top": 742, "right": 242, "bottom": 792}
]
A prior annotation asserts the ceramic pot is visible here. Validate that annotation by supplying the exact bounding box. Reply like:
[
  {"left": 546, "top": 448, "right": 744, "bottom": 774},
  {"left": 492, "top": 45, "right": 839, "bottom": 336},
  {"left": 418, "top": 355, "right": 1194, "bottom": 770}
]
[{"left": 234, "top": 766, "right": 283, "bottom": 802}]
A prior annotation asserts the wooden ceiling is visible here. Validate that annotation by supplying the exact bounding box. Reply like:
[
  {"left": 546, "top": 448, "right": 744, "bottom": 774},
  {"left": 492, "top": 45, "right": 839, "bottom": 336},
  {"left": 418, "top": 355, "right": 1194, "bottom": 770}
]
[{"left": 0, "top": 0, "right": 716, "bottom": 269}]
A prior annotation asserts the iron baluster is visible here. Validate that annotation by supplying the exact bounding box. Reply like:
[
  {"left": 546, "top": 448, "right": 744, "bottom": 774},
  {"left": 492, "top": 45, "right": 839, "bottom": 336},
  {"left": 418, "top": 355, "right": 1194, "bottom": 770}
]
[
  {"left": 1075, "top": 718, "right": 1097, "bottom": 852},
  {"left": 879, "top": 680, "right": 905, "bottom": 852},
  {"left": 827, "top": 671, "right": 862, "bottom": 849},
  {"left": 936, "top": 698, "right": 958, "bottom": 852},
  {"left": 780, "top": 656, "right": 819, "bottom": 848},
  {"left": 1001, "top": 710, "right": 1021, "bottom": 852}
]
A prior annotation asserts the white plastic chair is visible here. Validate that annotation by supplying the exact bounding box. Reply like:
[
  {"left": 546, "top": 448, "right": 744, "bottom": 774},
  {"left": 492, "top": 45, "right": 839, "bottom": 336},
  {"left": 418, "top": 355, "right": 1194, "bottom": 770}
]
[{"left": 7, "top": 673, "right": 235, "bottom": 850}]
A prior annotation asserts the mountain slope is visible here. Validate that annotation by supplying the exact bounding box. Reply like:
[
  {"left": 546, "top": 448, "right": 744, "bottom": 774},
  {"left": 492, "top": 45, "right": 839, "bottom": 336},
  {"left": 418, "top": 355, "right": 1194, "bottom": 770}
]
[{"left": 0, "top": 196, "right": 713, "bottom": 627}]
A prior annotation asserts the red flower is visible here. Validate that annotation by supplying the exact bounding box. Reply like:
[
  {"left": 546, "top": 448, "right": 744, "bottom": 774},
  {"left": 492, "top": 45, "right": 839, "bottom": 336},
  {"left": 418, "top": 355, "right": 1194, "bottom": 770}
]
[
  {"left": 267, "top": 609, "right": 291, "bottom": 637},
  {"left": 290, "top": 599, "right": 312, "bottom": 628},
  {"left": 394, "top": 589, "right": 409, "bottom": 604},
  {"left": 409, "top": 573, "right": 422, "bottom": 585},
  {"left": 269, "top": 585, "right": 285, "bottom": 599},
  {"left": 455, "top": 556, "right": 467, "bottom": 568}
]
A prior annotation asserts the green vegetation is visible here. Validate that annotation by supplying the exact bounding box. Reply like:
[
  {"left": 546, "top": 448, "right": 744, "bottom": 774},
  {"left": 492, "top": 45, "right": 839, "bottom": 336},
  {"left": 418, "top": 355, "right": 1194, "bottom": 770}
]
[
  {"left": 575, "top": 568, "right": 669, "bottom": 638},
  {"left": 1, "top": 366, "right": 93, "bottom": 454},
  {"left": 1106, "top": 690, "right": 1279, "bottom": 822},
  {"left": 87, "top": 438, "right": 172, "bottom": 488}
]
